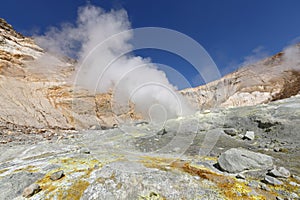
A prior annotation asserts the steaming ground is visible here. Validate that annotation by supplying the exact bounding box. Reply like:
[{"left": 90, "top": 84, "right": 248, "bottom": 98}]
[{"left": 35, "top": 5, "right": 194, "bottom": 122}]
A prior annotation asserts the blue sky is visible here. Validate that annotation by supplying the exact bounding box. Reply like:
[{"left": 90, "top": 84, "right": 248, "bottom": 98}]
[{"left": 1, "top": 0, "right": 300, "bottom": 88}]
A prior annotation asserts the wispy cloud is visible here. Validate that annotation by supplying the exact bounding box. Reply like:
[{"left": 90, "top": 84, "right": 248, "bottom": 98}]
[{"left": 240, "top": 46, "right": 270, "bottom": 67}]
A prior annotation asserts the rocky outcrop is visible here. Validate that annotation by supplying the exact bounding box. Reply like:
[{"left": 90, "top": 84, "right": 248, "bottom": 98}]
[
  {"left": 181, "top": 47, "right": 300, "bottom": 109},
  {"left": 1, "top": 17, "right": 300, "bottom": 131},
  {"left": 0, "top": 18, "right": 140, "bottom": 130}
]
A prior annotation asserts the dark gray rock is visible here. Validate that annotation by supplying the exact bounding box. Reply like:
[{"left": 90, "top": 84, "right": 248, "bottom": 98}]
[
  {"left": 224, "top": 128, "right": 238, "bottom": 136},
  {"left": 156, "top": 128, "right": 167, "bottom": 135},
  {"left": 217, "top": 148, "right": 273, "bottom": 173}
]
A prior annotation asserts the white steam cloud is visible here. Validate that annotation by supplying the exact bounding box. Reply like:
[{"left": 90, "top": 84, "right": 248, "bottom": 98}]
[
  {"left": 35, "top": 5, "right": 194, "bottom": 122},
  {"left": 283, "top": 44, "right": 300, "bottom": 69},
  {"left": 241, "top": 46, "right": 270, "bottom": 67}
]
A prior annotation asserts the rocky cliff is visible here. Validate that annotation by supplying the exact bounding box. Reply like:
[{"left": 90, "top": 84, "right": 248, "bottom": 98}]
[
  {"left": 181, "top": 46, "right": 300, "bottom": 109},
  {"left": 1, "top": 18, "right": 300, "bottom": 131},
  {"left": 0, "top": 18, "right": 140, "bottom": 132}
]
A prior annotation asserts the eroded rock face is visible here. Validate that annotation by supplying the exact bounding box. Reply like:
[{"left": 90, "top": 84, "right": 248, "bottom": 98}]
[
  {"left": 181, "top": 48, "right": 300, "bottom": 109},
  {"left": 1, "top": 17, "right": 300, "bottom": 132},
  {"left": 0, "top": 18, "right": 141, "bottom": 130}
]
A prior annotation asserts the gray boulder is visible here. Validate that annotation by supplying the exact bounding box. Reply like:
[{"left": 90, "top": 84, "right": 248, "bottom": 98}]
[
  {"left": 224, "top": 128, "right": 238, "bottom": 136},
  {"left": 269, "top": 167, "right": 290, "bottom": 178},
  {"left": 244, "top": 131, "right": 255, "bottom": 140},
  {"left": 217, "top": 148, "right": 273, "bottom": 173}
]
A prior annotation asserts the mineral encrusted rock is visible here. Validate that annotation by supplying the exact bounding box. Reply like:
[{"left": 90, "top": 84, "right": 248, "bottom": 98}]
[
  {"left": 0, "top": 94, "right": 299, "bottom": 199},
  {"left": 0, "top": 18, "right": 141, "bottom": 130}
]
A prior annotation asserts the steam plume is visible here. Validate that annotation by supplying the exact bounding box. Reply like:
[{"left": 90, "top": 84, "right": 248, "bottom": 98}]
[{"left": 35, "top": 5, "right": 194, "bottom": 122}]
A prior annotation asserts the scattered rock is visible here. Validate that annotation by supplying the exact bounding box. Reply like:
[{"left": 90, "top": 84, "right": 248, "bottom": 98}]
[
  {"left": 269, "top": 167, "right": 290, "bottom": 178},
  {"left": 135, "top": 121, "right": 149, "bottom": 127},
  {"left": 50, "top": 170, "right": 64, "bottom": 181},
  {"left": 289, "top": 181, "right": 300, "bottom": 187},
  {"left": 157, "top": 128, "right": 167, "bottom": 136},
  {"left": 203, "top": 110, "right": 211, "bottom": 114},
  {"left": 290, "top": 192, "right": 299, "bottom": 199},
  {"left": 244, "top": 131, "right": 255, "bottom": 140},
  {"left": 78, "top": 147, "right": 90, "bottom": 154},
  {"left": 236, "top": 173, "right": 246, "bottom": 179},
  {"left": 264, "top": 175, "right": 283, "bottom": 186},
  {"left": 0, "top": 171, "right": 44, "bottom": 200},
  {"left": 247, "top": 181, "right": 259, "bottom": 188},
  {"left": 224, "top": 128, "right": 238, "bottom": 136},
  {"left": 90, "top": 125, "right": 101, "bottom": 130},
  {"left": 140, "top": 191, "right": 164, "bottom": 200},
  {"left": 274, "top": 147, "right": 281, "bottom": 152},
  {"left": 22, "top": 183, "right": 41, "bottom": 198},
  {"left": 238, "top": 134, "right": 244, "bottom": 139},
  {"left": 260, "top": 183, "right": 271, "bottom": 191},
  {"left": 217, "top": 148, "right": 273, "bottom": 173},
  {"left": 68, "top": 134, "right": 75, "bottom": 139},
  {"left": 292, "top": 175, "right": 300, "bottom": 182}
]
